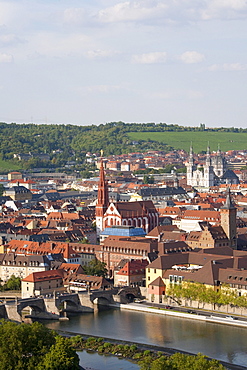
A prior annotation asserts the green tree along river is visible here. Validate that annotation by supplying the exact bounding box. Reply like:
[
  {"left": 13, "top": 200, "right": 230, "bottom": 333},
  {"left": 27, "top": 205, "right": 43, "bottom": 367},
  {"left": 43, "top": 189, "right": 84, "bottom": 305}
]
[{"left": 44, "top": 308, "right": 247, "bottom": 368}]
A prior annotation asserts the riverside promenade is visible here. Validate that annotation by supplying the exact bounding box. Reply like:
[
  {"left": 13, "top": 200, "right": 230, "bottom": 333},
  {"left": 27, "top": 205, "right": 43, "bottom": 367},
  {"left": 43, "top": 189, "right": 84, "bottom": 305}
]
[{"left": 119, "top": 302, "right": 247, "bottom": 328}]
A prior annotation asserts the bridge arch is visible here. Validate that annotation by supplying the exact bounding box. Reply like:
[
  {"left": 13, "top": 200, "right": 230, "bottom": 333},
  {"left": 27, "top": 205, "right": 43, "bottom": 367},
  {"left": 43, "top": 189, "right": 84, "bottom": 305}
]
[
  {"left": 56, "top": 295, "right": 81, "bottom": 313},
  {"left": 92, "top": 296, "right": 112, "bottom": 306},
  {"left": 17, "top": 302, "right": 44, "bottom": 319}
]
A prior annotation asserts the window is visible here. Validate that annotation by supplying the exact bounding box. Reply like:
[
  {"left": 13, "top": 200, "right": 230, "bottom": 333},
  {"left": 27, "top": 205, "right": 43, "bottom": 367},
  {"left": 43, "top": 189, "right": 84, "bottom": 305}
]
[
  {"left": 169, "top": 275, "right": 173, "bottom": 283},
  {"left": 154, "top": 269, "right": 156, "bottom": 274}
]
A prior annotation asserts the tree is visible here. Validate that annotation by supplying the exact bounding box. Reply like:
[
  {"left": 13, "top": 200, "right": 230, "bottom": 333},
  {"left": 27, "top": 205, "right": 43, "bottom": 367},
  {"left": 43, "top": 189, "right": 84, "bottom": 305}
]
[
  {"left": 38, "top": 336, "right": 80, "bottom": 370},
  {"left": 0, "top": 320, "right": 56, "bottom": 369},
  {"left": 0, "top": 184, "right": 4, "bottom": 196},
  {"left": 167, "top": 353, "right": 225, "bottom": 370},
  {"left": 83, "top": 258, "right": 108, "bottom": 277},
  {"left": 4, "top": 275, "right": 21, "bottom": 290}
]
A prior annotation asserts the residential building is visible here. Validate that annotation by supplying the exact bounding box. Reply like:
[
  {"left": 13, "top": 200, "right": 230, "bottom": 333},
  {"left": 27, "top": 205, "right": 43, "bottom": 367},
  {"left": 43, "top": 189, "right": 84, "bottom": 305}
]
[
  {"left": 114, "top": 259, "right": 148, "bottom": 287},
  {"left": 22, "top": 269, "right": 64, "bottom": 298}
]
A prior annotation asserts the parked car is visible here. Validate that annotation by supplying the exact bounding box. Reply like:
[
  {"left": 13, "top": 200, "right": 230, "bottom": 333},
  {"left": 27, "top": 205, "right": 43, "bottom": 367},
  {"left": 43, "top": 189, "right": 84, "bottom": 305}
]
[{"left": 134, "top": 298, "right": 143, "bottom": 303}]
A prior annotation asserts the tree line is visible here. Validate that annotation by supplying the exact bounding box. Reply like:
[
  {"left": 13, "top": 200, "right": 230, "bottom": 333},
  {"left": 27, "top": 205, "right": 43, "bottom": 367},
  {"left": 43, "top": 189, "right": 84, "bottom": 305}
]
[
  {"left": 167, "top": 281, "right": 247, "bottom": 309},
  {"left": 0, "top": 121, "right": 245, "bottom": 172}
]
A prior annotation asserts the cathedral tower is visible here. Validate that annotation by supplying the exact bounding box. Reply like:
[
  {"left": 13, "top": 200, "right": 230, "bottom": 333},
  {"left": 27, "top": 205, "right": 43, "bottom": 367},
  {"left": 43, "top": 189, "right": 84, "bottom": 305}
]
[
  {"left": 204, "top": 145, "right": 215, "bottom": 187},
  {"left": 186, "top": 145, "right": 196, "bottom": 186},
  {"left": 220, "top": 188, "right": 237, "bottom": 249}
]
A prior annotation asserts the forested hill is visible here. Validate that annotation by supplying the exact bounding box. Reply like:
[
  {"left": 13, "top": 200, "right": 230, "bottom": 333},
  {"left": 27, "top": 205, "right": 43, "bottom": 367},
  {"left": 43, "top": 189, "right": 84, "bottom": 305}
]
[
  {"left": 0, "top": 121, "right": 245, "bottom": 172},
  {"left": 0, "top": 121, "right": 175, "bottom": 160}
]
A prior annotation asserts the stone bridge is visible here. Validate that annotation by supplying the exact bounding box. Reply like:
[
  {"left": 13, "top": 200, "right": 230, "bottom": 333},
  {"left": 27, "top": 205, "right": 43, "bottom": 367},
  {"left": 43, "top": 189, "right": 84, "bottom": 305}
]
[
  {"left": 82, "top": 286, "right": 142, "bottom": 307},
  {"left": 1, "top": 287, "right": 142, "bottom": 322}
]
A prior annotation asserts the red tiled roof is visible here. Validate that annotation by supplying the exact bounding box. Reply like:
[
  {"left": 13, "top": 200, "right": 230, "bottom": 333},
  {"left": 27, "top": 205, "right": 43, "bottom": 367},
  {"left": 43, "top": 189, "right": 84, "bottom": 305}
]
[{"left": 22, "top": 269, "right": 64, "bottom": 282}]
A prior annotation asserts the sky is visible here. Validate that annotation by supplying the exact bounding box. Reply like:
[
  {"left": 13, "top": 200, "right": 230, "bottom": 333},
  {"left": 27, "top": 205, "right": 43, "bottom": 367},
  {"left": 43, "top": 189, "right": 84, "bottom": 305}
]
[{"left": 0, "top": 0, "right": 247, "bottom": 128}]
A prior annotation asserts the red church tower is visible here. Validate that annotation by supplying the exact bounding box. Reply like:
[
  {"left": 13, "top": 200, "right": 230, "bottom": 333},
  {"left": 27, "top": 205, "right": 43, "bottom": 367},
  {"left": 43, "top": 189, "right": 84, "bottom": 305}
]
[{"left": 96, "top": 161, "right": 109, "bottom": 235}]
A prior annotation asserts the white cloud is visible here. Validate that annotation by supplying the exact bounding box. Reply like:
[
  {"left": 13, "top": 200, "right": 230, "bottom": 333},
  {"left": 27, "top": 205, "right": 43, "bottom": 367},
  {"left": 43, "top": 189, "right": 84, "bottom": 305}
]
[
  {"left": 0, "top": 53, "right": 13, "bottom": 63},
  {"left": 208, "top": 63, "right": 247, "bottom": 71},
  {"left": 98, "top": 1, "right": 168, "bottom": 23},
  {"left": 201, "top": 0, "right": 247, "bottom": 20},
  {"left": 97, "top": 0, "right": 247, "bottom": 25},
  {"left": 132, "top": 52, "right": 167, "bottom": 64},
  {"left": 180, "top": 51, "right": 205, "bottom": 64}
]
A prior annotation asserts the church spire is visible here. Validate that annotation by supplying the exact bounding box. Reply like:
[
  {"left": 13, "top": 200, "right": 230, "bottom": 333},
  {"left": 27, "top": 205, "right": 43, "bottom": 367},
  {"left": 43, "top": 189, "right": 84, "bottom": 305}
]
[
  {"left": 220, "top": 187, "right": 237, "bottom": 249},
  {"left": 97, "top": 160, "right": 109, "bottom": 208},
  {"left": 206, "top": 143, "right": 211, "bottom": 165},
  {"left": 221, "top": 187, "right": 235, "bottom": 210},
  {"left": 189, "top": 143, "right": 194, "bottom": 164},
  {"left": 95, "top": 160, "right": 109, "bottom": 236}
]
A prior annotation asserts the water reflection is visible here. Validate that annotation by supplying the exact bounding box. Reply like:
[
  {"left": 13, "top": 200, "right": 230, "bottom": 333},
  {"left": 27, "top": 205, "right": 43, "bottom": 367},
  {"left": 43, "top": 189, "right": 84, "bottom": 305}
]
[
  {"left": 77, "top": 351, "right": 139, "bottom": 370},
  {"left": 44, "top": 308, "right": 247, "bottom": 367}
]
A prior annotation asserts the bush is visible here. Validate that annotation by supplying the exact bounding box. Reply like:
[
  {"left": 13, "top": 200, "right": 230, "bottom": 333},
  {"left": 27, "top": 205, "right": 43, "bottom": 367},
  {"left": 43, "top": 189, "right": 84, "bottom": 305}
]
[
  {"left": 133, "top": 352, "right": 143, "bottom": 359},
  {"left": 103, "top": 342, "right": 112, "bottom": 350},
  {"left": 70, "top": 335, "right": 83, "bottom": 347},
  {"left": 97, "top": 345, "right": 104, "bottom": 353},
  {"left": 130, "top": 344, "right": 138, "bottom": 352}
]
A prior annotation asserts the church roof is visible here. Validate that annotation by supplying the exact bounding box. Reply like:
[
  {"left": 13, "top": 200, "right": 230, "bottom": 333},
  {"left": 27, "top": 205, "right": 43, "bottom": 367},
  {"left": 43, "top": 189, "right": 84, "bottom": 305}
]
[
  {"left": 221, "top": 169, "right": 239, "bottom": 180},
  {"left": 114, "top": 200, "right": 158, "bottom": 216}
]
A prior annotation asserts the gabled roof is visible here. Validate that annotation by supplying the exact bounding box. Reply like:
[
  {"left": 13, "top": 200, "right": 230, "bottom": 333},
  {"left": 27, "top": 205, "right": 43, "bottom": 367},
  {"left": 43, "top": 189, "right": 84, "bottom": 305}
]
[
  {"left": 149, "top": 276, "right": 165, "bottom": 287},
  {"left": 22, "top": 269, "right": 64, "bottom": 282},
  {"left": 113, "top": 200, "right": 158, "bottom": 217}
]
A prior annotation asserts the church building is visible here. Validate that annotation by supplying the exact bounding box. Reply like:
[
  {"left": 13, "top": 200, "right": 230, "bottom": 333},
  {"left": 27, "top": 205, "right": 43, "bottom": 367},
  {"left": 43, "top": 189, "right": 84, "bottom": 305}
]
[
  {"left": 95, "top": 162, "right": 159, "bottom": 236},
  {"left": 186, "top": 146, "right": 239, "bottom": 188}
]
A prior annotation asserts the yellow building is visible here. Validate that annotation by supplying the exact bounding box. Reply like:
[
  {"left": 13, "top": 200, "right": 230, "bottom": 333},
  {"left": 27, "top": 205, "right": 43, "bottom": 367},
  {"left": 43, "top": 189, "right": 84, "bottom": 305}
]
[{"left": 145, "top": 247, "right": 247, "bottom": 303}]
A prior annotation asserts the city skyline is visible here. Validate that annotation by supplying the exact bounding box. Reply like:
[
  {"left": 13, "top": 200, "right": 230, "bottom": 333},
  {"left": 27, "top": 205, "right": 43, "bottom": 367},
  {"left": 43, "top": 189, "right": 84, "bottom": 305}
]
[{"left": 0, "top": 0, "right": 247, "bottom": 128}]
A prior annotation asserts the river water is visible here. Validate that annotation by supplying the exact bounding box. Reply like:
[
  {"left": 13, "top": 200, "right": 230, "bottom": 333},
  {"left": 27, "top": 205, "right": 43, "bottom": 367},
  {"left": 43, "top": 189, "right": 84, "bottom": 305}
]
[{"left": 44, "top": 308, "right": 247, "bottom": 368}]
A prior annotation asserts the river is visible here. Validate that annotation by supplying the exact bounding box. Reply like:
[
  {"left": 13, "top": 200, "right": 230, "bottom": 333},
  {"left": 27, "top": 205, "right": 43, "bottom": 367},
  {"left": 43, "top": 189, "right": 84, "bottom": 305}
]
[{"left": 44, "top": 307, "right": 247, "bottom": 368}]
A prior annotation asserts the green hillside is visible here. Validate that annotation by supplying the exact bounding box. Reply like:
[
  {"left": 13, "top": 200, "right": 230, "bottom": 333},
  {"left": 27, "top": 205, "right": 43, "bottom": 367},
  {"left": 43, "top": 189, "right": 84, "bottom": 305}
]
[
  {"left": 0, "top": 158, "right": 22, "bottom": 172},
  {"left": 127, "top": 131, "right": 247, "bottom": 153}
]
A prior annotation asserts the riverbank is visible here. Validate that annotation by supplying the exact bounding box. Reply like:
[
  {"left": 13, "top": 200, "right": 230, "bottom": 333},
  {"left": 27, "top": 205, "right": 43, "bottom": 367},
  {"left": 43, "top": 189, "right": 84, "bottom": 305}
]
[
  {"left": 56, "top": 328, "right": 246, "bottom": 370},
  {"left": 119, "top": 302, "right": 247, "bottom": 328},
  {"left": 43, "top": 304, "right": 247, "bottom": 369}
]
